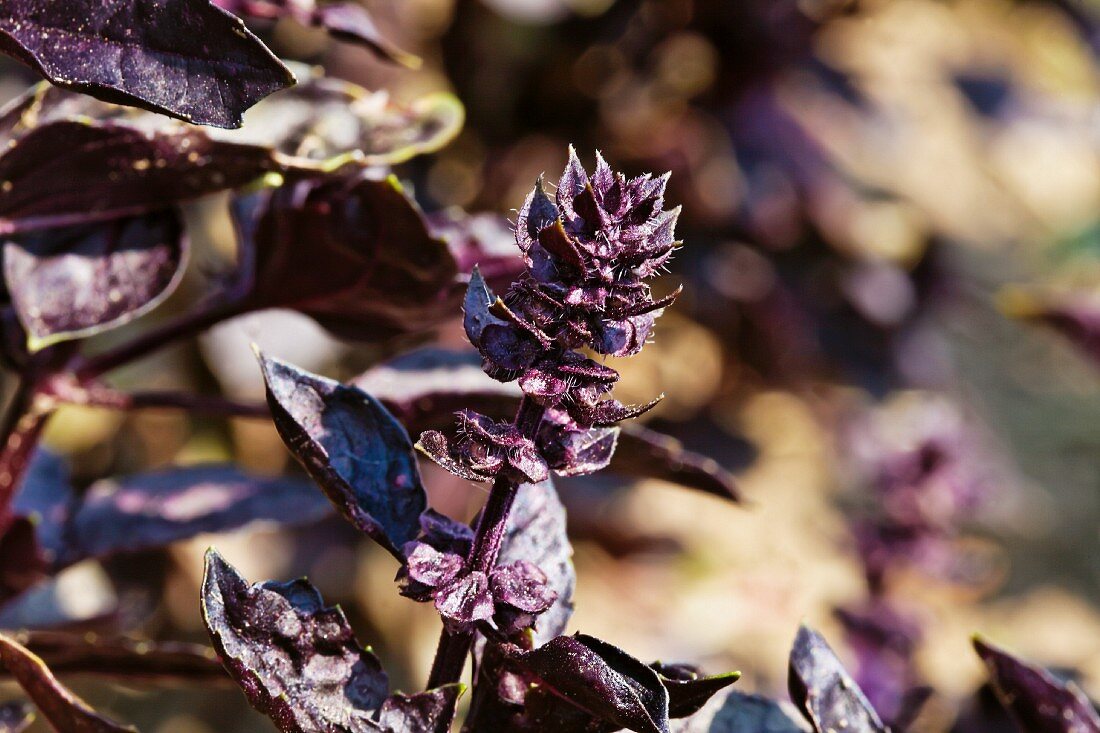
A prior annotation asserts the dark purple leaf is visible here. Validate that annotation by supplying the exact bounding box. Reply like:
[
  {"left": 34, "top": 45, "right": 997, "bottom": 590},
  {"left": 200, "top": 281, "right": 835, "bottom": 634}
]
[
  {"left": 0, "top": 701, "right": 32, "bottom": 733},
  {"left": 973, "top": 636, "right": 1100, "bottom": 733},
  {"left": 258, "top": 353, "right": 427, "bottom": 557},
  {"left": 10, "top": 631, "right": 225, "bottom": 682},
  {"left": 62, "top": 464, "right": 333, "bottom": 567},
  {"left": 0, "top": 0, "right": 293, "bottom": 128},
  {"left": 433, "top": 571, "right": 494, "bottom": 630},
  {"left": 202, "top": 549, "right": 460, "bottom": 732},
  {"left": 613, "top": 424, "right": 741, "bottom": 502},
  {"left": 0, "top": 86, "right": 277, "bottom": 231},
  {"left": 464, "top": 266, "right": 508, "bottom": 348},
  {"left": 497, "top": 481, "right": 574, "bottom": 646},
  {"left": 651, "top": 663, "right": 740, "bottom": 719},
  {"left": 490, "top": 560, "right": 557, "bottom": 615},
  {"left": 236, "top": 173, "right": 459, "bottom": 342},
  {"left": 0, "top": 632, "right": 134, "bottom": 732},
  {"left": 672, "top": 690, "right": 809, "bottom": 733},
  {"left": 788, "top": 625, "right": 887, "bottom": 733},
  {"left": 213, "top": 0, "right": 420, "bottom": 67},
  {"left": 3, "top": 209, "right": 186, "bottom": 350},
  {"left": 508, "top": 633, "right": 671, "bottom": 733}
]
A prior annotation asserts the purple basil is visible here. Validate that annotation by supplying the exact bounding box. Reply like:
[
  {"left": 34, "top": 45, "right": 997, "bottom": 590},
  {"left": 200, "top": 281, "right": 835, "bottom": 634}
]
[
  {"left": 974, "top": 636, "right": 1100, "bottom": 733},
  {"left": 506, "top": 633, "right": 671, "bottom": 733},
  {"left": 0, "top": 0, "right": 293, "bottom": 128},
  {"left": 201, "top": 550, "right": 462, "bottom": 732},
  {"left": 258, "top": 352, "right": 428, "bottom": 558},
  {"left": 3, "top": 210, "right": 187, "bottom": 350},
  {"left": 788, "top": 625, "right": 887, "bottom": 733}
]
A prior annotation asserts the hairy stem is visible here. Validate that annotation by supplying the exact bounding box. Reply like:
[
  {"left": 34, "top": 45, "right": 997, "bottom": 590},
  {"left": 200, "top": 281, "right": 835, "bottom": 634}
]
[{"left": 426, "top": 396, "right": 546, "bottom": 688}]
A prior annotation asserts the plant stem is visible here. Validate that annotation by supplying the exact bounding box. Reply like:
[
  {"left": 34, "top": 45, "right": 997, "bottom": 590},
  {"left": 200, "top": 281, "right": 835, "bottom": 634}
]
[
  {"left": 72, "top": 301, "right": 242, "bottom": 381},
  {"left": 425, "top": 396, "right": 545, "bottom": 688},
  {"left": 0, "top": 378, "right": 54, "bottom": 526}
]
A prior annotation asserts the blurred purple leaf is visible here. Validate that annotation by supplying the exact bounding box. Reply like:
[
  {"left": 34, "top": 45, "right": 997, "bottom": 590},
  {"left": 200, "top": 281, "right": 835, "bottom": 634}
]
[
  {"left": 213, "top": 0, "right": 420, "bottom": 67},
  {"left": 64, "top": 464, "right": 332, "bottom": 567},
  {"left": 0, "top": 701, "right": 32, "bottom": 733},
  {"left": 788, "top": 625, "right": 886, "bottom": 733},
  {"left": 650, "top": 663, "right": 740, "bottom": 719},
  {"left": 3, "top": 209, "right": 187, "bottom": 350},
  {"left": 0, "top": 87, "right": 276, "bottom": 231},
  {"left": 672, "top": 690, "right": 810, "bottom": 733},
  {"left": 973, "top": 636, "right": 1100, "bottom": 733},
  {"left": 235, "top": 173, "right": 459, "bottom": 342},
  {"left": 201, "top": 549, "right": 460, "bottom": 732},
  {"left": 258, "top": 353, "right": 427, "bottom": 557},
  {"left": 0, "top": 632, "right": 134, "bottom": 732},
  {"left": 507, "top": 633, "right": 671, "bottom": 733},
  {"left": 0, "top": 0, "right": 293, "bottom": 128}
]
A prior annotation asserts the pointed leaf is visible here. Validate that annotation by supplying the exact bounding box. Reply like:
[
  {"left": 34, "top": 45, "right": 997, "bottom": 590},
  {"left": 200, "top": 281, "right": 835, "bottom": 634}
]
[
  {"left": 4, "top": 209, "right": 187, "bottom": 350},
  {"left": 974, "top": 636, "right": 1100, "bottom": 733},
  {"left": 201, "top": 549, "right": 390, "bottom": 731},
  {"left": 258, "top": 353, "right": 427, "bottom": 557},
  {"left": 509, "top": 633, "right": 671, "bottom": 733},
  {"left": 0, "top": 632, "right": 134, "bottom": 732},
  {"left": 0, "top": 0, "right": 293, "bottom": 128},
  {"left": 788, "top": 625, "right": 887, "bottom": 733},
  {"left": 464, "top": 266, "right": 507, "bottom": 347},
  {"left": 236, "top": 173, "right": 459, "bottom": 342},
  {"left": 375, "top": 687, "right": 464, "bottom": 733},
  {"left": 651, "top": 664, "right": 741, "bottom": 719},
  {"left": 0, "top": 88, "right": 277, "bottom": 230}
]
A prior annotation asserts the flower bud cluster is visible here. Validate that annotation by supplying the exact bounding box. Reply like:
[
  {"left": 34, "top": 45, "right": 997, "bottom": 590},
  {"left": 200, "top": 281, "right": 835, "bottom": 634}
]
[{"left": 418, "top": 148, "right": 679, "bottom": 483}]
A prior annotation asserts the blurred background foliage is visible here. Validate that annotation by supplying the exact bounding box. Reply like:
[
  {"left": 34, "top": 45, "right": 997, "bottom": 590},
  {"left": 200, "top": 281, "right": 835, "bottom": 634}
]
[{"left": 6, "top": 0, "right": 1100, "bottom": 729}]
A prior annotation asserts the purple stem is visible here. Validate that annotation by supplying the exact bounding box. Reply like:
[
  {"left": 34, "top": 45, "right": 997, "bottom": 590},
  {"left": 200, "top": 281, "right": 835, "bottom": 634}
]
[
  {"left": 425, "top": 396, "right": 546, "bottom": 689},
  {"left": 71, "top": 301, "right": 243, "bottom": 381}
]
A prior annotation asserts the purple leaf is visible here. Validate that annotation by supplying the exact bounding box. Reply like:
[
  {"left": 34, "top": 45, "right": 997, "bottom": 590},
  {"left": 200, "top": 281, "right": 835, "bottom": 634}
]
[
  {"left": 973, "top": 636, "right": 1100, "bottom": 733},
  {"left": 0, "top": 0, "right": 293, "bottom": 128},
  {"left": 213, "top": 0, "right": 421, "bottom": 67},
  {"left": 464, "top": 266, "right": 507, "bottom": 348},
  {"left": 202, "top": 550, "right": 460, "bottom": 732},
  {"left": 433, "top": 571, "right": 495, "bottom": 630},
  {"left": 0, "top": 86, "right": 276, "bottom": 231},
  {"left": 0, "top": 632, "right": 134, "bottom": 732},
  {"left": 507, "top": 633, "right": 671, "bottom": 733},
  {"left": 490, "top": 560, "right": 557, "bottom": 615},
  {"left": 650, "top": 664, "right": 740, "bottom": 719},
  {"left": 497, "top": 481, "right": 574, "bottom": 645},
  {"left": 62, "top": 464, "right": 333, "bottom": 567},
  {"left": 672, "top": 690, "right": 809, "bottom": 733},
  {"left": 235, "top": 173, "right": 459, "bottom": 342},
  {"left": 0, "top": 701, "right": 32, "bottom": 733},
  {"left": 258, "top": 353, "right": 427, "bottom": 557},
  {"left": 788, "top": 625, "right": 887, "bottom": 733},
  {"left": 3, "top": 209, "right": 187, "bottom": 350}
]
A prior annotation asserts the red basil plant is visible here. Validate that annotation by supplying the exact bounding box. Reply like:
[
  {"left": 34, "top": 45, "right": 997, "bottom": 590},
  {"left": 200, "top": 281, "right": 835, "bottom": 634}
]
[{"left": 0, "top": 2, "right": 1082, "bottom": 733}]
